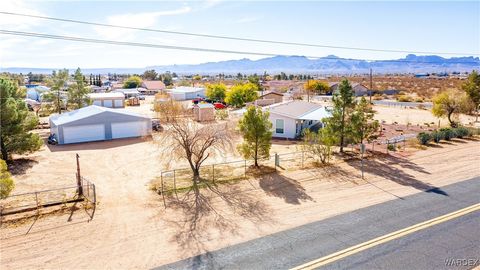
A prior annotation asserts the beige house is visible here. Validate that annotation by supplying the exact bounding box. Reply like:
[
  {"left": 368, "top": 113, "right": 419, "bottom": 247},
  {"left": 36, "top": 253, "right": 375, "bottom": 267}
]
[
  {"left": 141, "top": 80, "right": 166, "bottom": 95},
  {"left": 329, "top": 82, "right": 369, "bottom": 96},
  {"left": 193, "top": 103, "right": 215, "bottom": 122}
]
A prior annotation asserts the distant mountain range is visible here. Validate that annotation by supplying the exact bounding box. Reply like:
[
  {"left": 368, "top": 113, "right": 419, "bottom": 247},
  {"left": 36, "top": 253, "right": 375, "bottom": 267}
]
[{"left": 3, "top": 54, "right": 479, "bottom": 75}]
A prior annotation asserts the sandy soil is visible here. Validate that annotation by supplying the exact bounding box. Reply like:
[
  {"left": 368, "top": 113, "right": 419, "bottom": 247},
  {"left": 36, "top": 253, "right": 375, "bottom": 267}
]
[
  {"left": 1, "top": 135, "right": 479, "bottom": 269},
  {"left": 373, "top": 105, "right": 476, "bottom": 127}
]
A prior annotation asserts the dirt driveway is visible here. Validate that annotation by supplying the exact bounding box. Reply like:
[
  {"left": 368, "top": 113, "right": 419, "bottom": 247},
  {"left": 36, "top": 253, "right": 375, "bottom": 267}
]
[{"left": 1, "top": 139, "right": 479, "bottom": 269}]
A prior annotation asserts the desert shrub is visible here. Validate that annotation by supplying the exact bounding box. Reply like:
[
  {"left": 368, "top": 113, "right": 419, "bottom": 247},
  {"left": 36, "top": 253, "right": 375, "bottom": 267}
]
[
  {"left": 466, "top": 127, "right": 480, "bottom": 136},
  {"left": 373, "top": 93, "right": 384, "bottom": 100},
  {"left": 440, "top": 128, "right": 454, "bottom": 140},
  {"left": 215, "top": 109, "right": 228, "bottom": 120},
  {"left": 454, "top": 127, "right": 469, "bottom": 138},
  {"left": 431, "top": 130, "right": 444, "bottom": 143},
  {"left": 387, "top": 143, "right": 396, "bottom": 151},
  {"left": 415, "top": 97, "right": 424, "bottom": 102},
  {"left": 397, "top": 95, "right": 413, "bottom": 102},
  {"left": 417, "top": 132, "right": 432, "bottom": 145},
  {"left": 0, "top": 159, "right": 14, "bottom": 199}
]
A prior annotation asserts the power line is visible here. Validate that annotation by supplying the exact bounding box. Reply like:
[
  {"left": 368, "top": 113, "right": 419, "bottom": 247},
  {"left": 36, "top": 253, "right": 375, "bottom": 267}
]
[
  {"left": 0, "top": 30, "right": 479, "bottom": 65},
  {"left": 1, "top": 11, "right": 478, "bottom": 56}
]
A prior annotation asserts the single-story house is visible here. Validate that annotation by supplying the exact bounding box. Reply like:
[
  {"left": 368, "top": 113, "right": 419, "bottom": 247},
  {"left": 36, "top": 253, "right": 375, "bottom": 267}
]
[
  {"left": 329, "top": 82, "right": 369, "bottom": 96},
  {"left": 266, "top": 101, "right": 331, "bottom": 139},
  {"left": 49, "top": 105, "right": 152, "bottom": 144},
  {"left": 168, "top": 87, "right": 205, "bottom": 101},
  {"left": 113, "top": 88, "right": 140, "bottom": 99},
  {"left": 88, "top": 92, "right": 125, "bottom": 108},
  {"left": 193, "top": 103, "right": 215, "bottom": 122},
  {"left": 141, "top": 80, "right": 166, "bottom": 95},
  {"left": 256, "top": 91, "right": 284, "bottom": 106}
]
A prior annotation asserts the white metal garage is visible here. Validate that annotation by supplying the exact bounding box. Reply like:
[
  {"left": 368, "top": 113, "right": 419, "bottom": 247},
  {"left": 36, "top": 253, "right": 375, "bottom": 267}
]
[{"left": 49, "top": 105, "right": 152, "bottom": 145}]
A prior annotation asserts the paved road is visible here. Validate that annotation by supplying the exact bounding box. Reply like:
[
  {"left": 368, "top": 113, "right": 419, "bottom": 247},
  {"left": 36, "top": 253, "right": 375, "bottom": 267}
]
[{"left": 156, "top": 177, "right": 480, "bottom": 270}]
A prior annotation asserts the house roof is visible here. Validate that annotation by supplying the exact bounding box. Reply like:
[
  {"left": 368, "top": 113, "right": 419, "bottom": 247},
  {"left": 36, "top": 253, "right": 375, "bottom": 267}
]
[
  {"left": 329, "top": 82, "right": 367, "bottom": 89},
  {"left": 266, "top": 100, "right": 324, "bottom": 119},
  {"left": 142, "top": 80, "right": 166, "bottom": 90},
  {"left": 169, "top": 87, "right": 205, "bottom": 93},
  {"left": 113, "top": 89, "right": 140, "bottom": 94},
  {"left": 259, "top": 91, "right": 284, "bottom": 98},
  {"left": 50, "top": 105, "right": 149, "bottom": 126},
  {"left": 88, "top": 92, "right": 125, "bottom": 99}
]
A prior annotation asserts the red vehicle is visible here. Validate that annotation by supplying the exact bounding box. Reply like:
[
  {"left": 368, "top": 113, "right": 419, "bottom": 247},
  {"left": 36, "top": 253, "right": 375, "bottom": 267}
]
[{"left": 213, "top": 102, "right": 226, "bottom": 109}]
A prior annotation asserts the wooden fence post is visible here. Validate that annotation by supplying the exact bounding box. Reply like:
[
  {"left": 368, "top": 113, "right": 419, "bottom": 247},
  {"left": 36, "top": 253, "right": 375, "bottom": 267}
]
[
  {"left": 35, "top": 192, "right": 40, "bottom": 215},
  {"left": 212, "top": 164, "right": 215, "bottom": 183},
  {"left": 244, "top": 160, "right": 247, "bottom": 179},
  {"left": 161, "top": 172, "right": 166, "bottom": 209}
]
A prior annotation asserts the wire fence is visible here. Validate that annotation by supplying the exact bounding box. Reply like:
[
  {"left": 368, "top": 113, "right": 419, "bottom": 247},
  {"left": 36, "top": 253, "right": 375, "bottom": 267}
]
[{"left": 0, "top": 176, "right": 96, "bottom": 221}]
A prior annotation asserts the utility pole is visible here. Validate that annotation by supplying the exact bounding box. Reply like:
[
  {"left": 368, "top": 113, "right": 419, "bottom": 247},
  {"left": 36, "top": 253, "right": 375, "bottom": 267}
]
[
  {"left": 369, "top": 68, "right": 373, "bottom": 103},
  {"left": 76, "top": 153, "right": 83, "bottom": 196}
]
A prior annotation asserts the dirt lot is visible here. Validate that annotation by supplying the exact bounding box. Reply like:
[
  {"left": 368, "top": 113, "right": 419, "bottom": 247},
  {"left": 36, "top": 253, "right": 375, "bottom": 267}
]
[{"left": 1, "top": 134, "right": 479, "bottom": 269}]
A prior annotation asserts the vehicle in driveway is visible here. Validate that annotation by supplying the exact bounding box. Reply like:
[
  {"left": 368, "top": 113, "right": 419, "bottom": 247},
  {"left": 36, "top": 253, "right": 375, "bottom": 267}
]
[
  {"left": 213, "top": 102, "right": 227, "bottom": 109},
  {"left": 152, "top": 120, "right": 163, "bottom": 131}
]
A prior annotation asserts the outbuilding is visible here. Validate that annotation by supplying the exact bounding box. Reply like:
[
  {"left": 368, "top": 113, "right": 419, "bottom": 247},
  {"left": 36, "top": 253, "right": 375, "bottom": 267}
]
[
  {"left": 193, "top": 103, "right": 215, "bottom": 122},
  {"left": 168, "top": 87, "right": 205, "bottom": 101},
  {"left": 49, "top": 105, "right": 152, "bottom": 144},
  {"left": 88, "top": 92, "right": 125, "bottom": 108}
]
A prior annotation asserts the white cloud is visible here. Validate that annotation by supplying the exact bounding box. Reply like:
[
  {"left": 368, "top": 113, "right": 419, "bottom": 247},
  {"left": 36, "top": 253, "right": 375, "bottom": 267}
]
[
  {"left": 93, "top": 6, "right": 192, "bottom": 40},
  {"left": 0, "top": 0, "right": 45, "bottom": 30}
]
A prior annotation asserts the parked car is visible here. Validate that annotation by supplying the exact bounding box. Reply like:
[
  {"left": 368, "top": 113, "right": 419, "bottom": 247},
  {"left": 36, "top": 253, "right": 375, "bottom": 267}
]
[
  {"left": 138, "top": 95, "right": 146, "bottom": 100},
  {"left": 152, "top": 120, "right": 163, "bottom": 132},
  {"left": 192, "top": 97, "right": 204, "bottom": 104},
  {"left": 48, "top": 134, "right": 58, "bottom": 145},
  {"left": 213, "top": 102, "right": 226, "bottom": 109}
]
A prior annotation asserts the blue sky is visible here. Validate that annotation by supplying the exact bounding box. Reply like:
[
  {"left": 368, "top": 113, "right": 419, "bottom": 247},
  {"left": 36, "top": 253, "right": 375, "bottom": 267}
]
[{"left": 0, "top": 0, "right": 479, "bottom": 68}]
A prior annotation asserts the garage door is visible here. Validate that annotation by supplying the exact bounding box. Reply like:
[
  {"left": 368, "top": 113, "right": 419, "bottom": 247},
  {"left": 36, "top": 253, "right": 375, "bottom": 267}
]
[
  {"left": 114, "top": 99, "right": 123, "bottom": 108},
  {"left": 93, "top": 100, "right": 102, "bottom": 106},
  {"left": 111, "top": 121, "right": 148, "bottom": 139},
  {"left": 63, "top": 124, "right": 105, "bottom": 144},
  {"left": 103, "top": 100, "right": 113, "bottom": 108}
]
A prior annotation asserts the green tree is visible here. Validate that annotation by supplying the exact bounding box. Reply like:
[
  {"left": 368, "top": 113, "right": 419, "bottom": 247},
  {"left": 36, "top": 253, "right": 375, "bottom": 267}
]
[
  {"left": 462, "top": 70, "right": 480, "bottom": 120},
  {"left": 0, "top": 159, "right": 14, "bottom": 199},
  {"left": 142, "top": 69, "right": 158, "bottom": 80},
  {"left": 323, "top": 79, "right": 356, "bottom": 152},
  {"left": 247, "top": 74, "right": 263, "bottom": 91},
  {"left": 0, "top": 77, "right": 42, "bottom": 161},
  {"left": 68, "top": 68, "right": 91, "bottom": 109},
  {"left": 205, "top": 83, "right": 227, "bottom": 101},
  {"left": 238, "top": 106, "right": 272, "bottom": 167},
  {"left": 301, "top": 128, "right": 336, "bottom": 164},
  {"left": 162, "top": 72, "right": 173, "bottom": 86},
  {"left": 350, "top": 97, "right": 380, "bottom": 144},
  {"left": 225, "top": 82, "right": 258, "bottom": 107},
  {"left": 45, "top": 69, "right": 69, "bottom": 114},
  {"left": 123, "top": 75, "right": 142, "bottom": 88},
  {"left": 432, "top": 89, "right": 471, "bottom": 127}
]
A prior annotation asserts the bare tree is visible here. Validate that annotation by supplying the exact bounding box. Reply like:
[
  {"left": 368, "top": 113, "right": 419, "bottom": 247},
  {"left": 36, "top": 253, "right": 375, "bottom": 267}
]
[{"left": 159, "top": 101, "right": 235, "bottom": 183}]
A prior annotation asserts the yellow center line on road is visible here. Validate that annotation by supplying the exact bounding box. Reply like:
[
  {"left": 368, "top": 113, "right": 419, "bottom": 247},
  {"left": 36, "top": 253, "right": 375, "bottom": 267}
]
[{"left": 291, "top": 203, "right": 480, "bottom": 270}]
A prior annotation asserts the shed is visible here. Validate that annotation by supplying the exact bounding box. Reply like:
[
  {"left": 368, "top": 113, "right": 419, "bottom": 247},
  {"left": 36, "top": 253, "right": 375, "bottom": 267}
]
[
  {"left": 193, "top": 103, "right": 215, "bottom": 122},
  {"left": 49, "top": 105, "right": 152, "bottom": 144},
  {"left": 169, "top": 87, "right": 205, "bottom": 101},
  {"left": 88, "top": 92, "right": 125, "bottom": 108}
]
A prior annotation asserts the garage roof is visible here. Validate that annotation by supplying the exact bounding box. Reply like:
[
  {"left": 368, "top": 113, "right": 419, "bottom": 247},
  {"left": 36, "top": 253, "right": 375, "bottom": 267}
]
[
  {"left": 50, "top": 105, "right": 150, "bottom": 126},
  {"left": 88, "top": 92, "right": 125, "bottom": 99}
]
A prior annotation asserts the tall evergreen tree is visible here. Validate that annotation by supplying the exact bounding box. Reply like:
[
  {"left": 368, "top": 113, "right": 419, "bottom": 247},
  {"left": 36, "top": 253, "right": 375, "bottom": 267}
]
[
  {"left": 237, "top": 106, "right": 272, "bottom": 167},
  {"left": 323, "top": 79, "right": 356, "bottom": 152},
  {"left": 68, "top": 68, "right": 91, "bottom": 109},
  {"left": 0, "top": 77, "right": 42, "bottom": 161}
]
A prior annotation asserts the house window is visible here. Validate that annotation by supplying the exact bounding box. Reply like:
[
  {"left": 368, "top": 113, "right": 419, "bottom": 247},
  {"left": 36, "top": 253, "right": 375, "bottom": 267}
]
[{"left": 275, "top": 119, "right": 284, "bottom": 134}]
